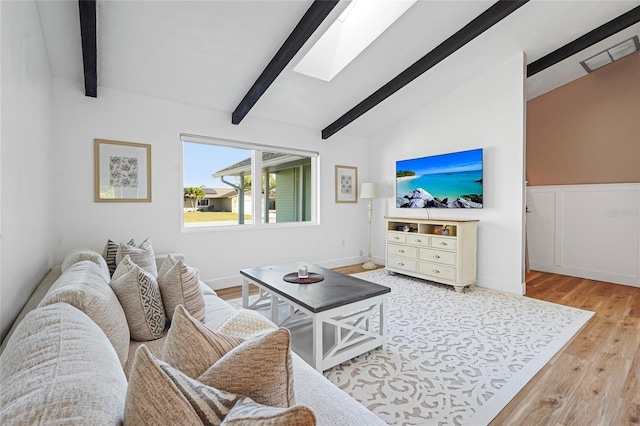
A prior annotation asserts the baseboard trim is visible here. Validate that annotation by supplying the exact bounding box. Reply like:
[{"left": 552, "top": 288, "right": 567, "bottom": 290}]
[{"left": 529, "top": 262, "right": 639, "bottom": 288}]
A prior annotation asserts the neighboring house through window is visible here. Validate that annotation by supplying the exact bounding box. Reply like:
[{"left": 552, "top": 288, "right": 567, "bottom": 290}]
[{"left": 182, "top": 134, "right": 318, "bottom": 228}]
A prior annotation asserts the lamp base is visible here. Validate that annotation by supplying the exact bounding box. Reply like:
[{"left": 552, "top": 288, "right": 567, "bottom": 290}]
[{"left": 362, "top": 261, "right": 377, "bottom": 270}]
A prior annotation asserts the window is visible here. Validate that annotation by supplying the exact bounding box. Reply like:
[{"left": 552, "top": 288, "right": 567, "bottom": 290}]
[{"left": 182, "top": 134, "right": 318, "bottom": 229}]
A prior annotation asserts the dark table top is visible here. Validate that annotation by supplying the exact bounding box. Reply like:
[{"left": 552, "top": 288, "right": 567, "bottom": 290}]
[{"left": 240, "top": 263, "right": 391, "bottom": 313}]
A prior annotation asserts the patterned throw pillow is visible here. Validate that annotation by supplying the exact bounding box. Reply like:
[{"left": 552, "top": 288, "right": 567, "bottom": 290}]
[
  {"left": 125, "top": 345, "right": 241, "bottom": 425},
  {"left": 198, "top": 328, "right": 296, "bottom": 408},
  {"left": 162, "top": 305, "right": 244, "bottom": 379},
  {"left": 158, "top": 255, "right": 205, "bottom": 321},
  {"left": 221, "top": 397, "right": 316, "bottom": 426},
  {"left": 110, "top": 255, "right": 165, "bottom": 341},
  {"left": 115, "top": 237, "right": 158, "bottom": 278},
  {"left": 103, "top": 238, "right": 135, "bottom": 276},
  {"left": 163, "top": 306, "right": 295, "bottom": 408}
]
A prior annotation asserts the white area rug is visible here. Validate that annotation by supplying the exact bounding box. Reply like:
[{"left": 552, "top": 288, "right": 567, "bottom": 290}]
[
  {"left": 230, "top": 270, "right": 593, "bottom": 425},
  {"left": 323, "top": 270, "right": 593, "bottom": 425}
]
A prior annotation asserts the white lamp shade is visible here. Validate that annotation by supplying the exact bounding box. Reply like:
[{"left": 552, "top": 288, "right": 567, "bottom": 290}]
[{"left": 360, "top": 182, "right": 379, "bottom": 199}]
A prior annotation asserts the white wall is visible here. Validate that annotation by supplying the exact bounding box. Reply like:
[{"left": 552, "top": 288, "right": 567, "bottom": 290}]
[
  {"left": 1, "top": 1, "right": 54, "bottom": 341},
  {"left": 527, "top": 184, "right": 639, "bottom": 287},
  {"left": 369, "top": 53, "right": 527, "bottom": 295},
  {"left": 51, "top": 78, "right": 371, "bottom": 289}
]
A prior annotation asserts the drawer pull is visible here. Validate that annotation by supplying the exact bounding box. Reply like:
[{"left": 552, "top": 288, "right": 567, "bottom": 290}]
[
  {"left": 434, "top": 255, "right": 440, "bottom": 259},
  {"left": 440, "top": 242, "right": 447, "bottom": 246},
  {"left": 399, "top": 262, "right": 405, "bottom": 266},
  {"left": 399, "top": 249, "right": 405, "bottom": 253},
  {"left": 416, "top": 239, "right": 422, "bottom": 243},
  {"left": 394, "top": 236, "right": 400, "bottom": 240},
  {"left": 433, "top": 270, "right": 440, "bottom": 274}
]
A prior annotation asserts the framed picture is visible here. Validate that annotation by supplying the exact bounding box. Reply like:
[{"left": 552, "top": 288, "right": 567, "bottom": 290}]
[
  {"left": 335, "top": 165, "right": 358, "bottom": 203},
  {"left": 94, "top": 139, "right": 151, "bottom": 202}
]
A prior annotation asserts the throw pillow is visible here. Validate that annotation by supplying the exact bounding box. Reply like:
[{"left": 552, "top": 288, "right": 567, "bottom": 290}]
[
  {"left": 162, "top": 305, "right": 244, "bottom": 379},
  {"left": 103, "top": 238, "right": 135, "bottom": 276},
  {"left": 215, "top": 308, "right": 278, "bottom": 339},
  {"left": 221, "top": 397, "right": 316, "bottom": 426},
  {"left": 61, "top": 248, "right": 110, "bottom": 279},
  {"left": 38, "top": 260, "right": 130, "bottom": 366},
  {"left": 115, "top": 237, "right": 158, "bottom": 278},
  {"left": 198, "top": 327, "right": 296, "bottom": 408},
  {"left": 158, "top": 255, "right": 205, "bottom": 321},
  {"left": 110, "top": 255, "right": 165, "bottom": 341},
  {"left": 125, "top": 345, "right": 241, "bottom": 425}
]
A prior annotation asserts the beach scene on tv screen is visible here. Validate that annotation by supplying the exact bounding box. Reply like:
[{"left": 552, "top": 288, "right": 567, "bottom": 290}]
[{"left": 396, "top": 149, "right": 483, "bottom": 208}]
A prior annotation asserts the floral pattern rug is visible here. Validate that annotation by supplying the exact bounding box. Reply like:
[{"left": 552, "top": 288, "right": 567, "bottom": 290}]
[{"left": 229, "top": 269, "right": 593, "bottom": 425}]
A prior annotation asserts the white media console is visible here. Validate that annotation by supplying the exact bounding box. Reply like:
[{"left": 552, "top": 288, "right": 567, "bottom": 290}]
[{"left": 385, "top": 217, "right": 478, "bottom": 293}]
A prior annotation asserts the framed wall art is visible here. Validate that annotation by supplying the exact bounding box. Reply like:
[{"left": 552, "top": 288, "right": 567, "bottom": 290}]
[
  {"left": 335, "top": 165, "right": 358, "bottom": 203},
  {"left": 94, "top": 139, "right": 151, "bottom": 202}
]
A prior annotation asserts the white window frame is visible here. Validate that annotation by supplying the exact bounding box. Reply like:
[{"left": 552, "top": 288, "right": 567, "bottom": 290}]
[{"left": 181, "top": 133, "right": 320, "bottom": 232}]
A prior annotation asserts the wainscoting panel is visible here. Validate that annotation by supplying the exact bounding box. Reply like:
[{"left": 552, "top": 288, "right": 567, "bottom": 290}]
[{"left": 527, "top": 184, "right": 639, "bottom": 287}]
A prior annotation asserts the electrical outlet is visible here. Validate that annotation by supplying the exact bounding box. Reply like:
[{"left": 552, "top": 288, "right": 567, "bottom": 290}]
[
  {"left": 341, "top": 240, "right": 346, "bottom": 246},
  {"left": 360, "top": 249, "right": 363, "bottom": 256}
]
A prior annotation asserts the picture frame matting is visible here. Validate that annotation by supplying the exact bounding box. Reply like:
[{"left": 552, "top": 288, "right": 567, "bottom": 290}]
[
  {"left": 335, "top": 165, "right": 358, "bottom": 203},
  {"left": 94, "top": 139, "right": 151, "bottom": 202}
]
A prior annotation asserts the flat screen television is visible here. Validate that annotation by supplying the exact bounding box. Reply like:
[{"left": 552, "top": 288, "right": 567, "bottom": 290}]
[{"left": 396, "top": 148, "right": 483, "bottom": 208}]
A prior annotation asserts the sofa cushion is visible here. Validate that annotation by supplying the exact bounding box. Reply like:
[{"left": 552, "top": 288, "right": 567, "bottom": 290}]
[
  {"left": 162, "top": 305, "right": 244, "bottom": 378},
  {"left": 198, "top": 328, "right": 296, "bottom": 408},
  {"left": 115, "top": 237, "right": 158, "bottom": 277},
  {"left": 103, "top": 238, "right": 135, "bottom": 276},
  {"left": 126, "top": 345, "right": 241, "bottom": 425},
  {"left": 0, "top": 303, "right": 127, "bottom": 425},
  {"left": 38, "top": 260, "right": 130, "bottom": 366},
  {"left": 221, "top": 397, "right": 316, "bottom": 426},
  {"left": 215, "top": 308, "right": 278, "bottom": 339},
  {"left": 61, "top": 248, "right": 110, "bottom": 278},
  {"left": 111, "top": 255, "right": 165, "bottom": 341},
  {"left": 158, "top": 255, "right": 205, "bottom": 321}
]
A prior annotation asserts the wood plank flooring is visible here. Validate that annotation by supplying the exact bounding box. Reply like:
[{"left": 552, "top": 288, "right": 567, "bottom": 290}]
[
  {"left": 215, "top": 265, "right": 640, "bottom": 425},
  {"left": 492, "top": 270, "right": 640, "bottom": 426}
]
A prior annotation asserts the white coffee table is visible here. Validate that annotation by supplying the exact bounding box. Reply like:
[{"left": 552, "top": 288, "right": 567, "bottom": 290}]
[{"left": 240, "top": 263, "right": 390, "bottom": 372}]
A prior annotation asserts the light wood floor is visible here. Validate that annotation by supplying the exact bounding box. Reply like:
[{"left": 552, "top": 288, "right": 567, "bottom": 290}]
[
  {"left": 216, "top": 265, "right": 640, "bottom": 425},
  {"left": 492, "top": 271, "right": 640, "bottom": 426}
]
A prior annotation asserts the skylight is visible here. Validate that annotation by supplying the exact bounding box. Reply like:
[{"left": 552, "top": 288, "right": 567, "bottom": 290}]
[{"left": 293, "top": 0, "right": 417, "bottom": 82}]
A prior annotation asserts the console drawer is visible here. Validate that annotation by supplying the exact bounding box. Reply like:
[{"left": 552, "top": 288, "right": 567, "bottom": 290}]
[
  {"left": 387, "top": 244, "right": 417, "bottom": 258},
  {"left": 387, "top": 256, "right": 417, "bottom": 272},
  {"left": 431, "top": 237, "right": 457, "bottom": 251},
  {"left": 420, "top": 248, "right": 456, "bottom": 265},
  {"left": 387, "top": 232, "right": 406, "bottom": 244},
  {"left": 406, "top": 234, "right": 430, "bottom": 246},
  {"left": 418, "top": 261, "right": 457, "bottom": 281}
]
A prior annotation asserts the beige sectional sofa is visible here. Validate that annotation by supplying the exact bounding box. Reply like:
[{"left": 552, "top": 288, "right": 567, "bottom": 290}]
[{"left": 0, "top": 249, "right": 385, "bottom": 425}]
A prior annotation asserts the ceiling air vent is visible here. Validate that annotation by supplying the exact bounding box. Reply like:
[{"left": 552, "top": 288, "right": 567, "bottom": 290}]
[{"left": 580, "top": 35, "right": 639, "bottom": 73}]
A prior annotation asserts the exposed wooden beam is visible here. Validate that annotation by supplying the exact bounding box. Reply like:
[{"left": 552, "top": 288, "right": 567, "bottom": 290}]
[
  {"left": 527, "top": 5, "right": 640, "bottom": 77},
  {"left": 232, "top": 0, "right": 340, "bottom": 125},
  {"left": 78, "top": 0, "right": 97, "bottom": 97},
  {"left": 321, "top": 0, "right": 529, "bottom": 139}
]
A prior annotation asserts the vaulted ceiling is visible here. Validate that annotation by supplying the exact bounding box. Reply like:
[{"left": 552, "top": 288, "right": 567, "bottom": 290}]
[{"left": 37, "top": 1, "right": 640, "bottom": 139}]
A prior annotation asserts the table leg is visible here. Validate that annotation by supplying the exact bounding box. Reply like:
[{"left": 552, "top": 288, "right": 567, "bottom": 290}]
[
  {"left": 381, "top": 298, "right": 388, "bottom": 350},
  {"left": 313, "top": 314, "right": 323, "bottom": 372},
  {"left": 242, "top": 279, "right": 249, "bottom": 308},
  {"left": 271, "top": 294, "right": 279, "bottom": 325}
]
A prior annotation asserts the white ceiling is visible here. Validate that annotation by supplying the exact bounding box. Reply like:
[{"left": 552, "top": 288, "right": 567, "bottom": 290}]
[{"left": 36, "top": 0, "right": 640, "bottom": 139}]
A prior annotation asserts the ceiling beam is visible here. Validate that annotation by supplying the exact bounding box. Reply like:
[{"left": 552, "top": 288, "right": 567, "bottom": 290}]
[
  {"left": 78, "top": 0, "right": 97, "bottom": 97},
  {"left": 232, "top": 0, "right": 340, "bottom": 125},
  {"left": 527, "top": 5, "right": 640, "bottom": 77},
  {"left": 321, "top": 0, "right": 529, "bottom": 140}
]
